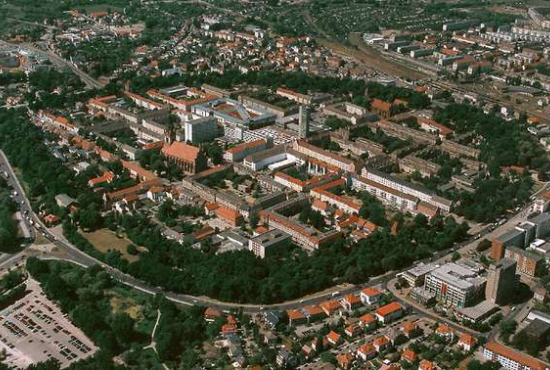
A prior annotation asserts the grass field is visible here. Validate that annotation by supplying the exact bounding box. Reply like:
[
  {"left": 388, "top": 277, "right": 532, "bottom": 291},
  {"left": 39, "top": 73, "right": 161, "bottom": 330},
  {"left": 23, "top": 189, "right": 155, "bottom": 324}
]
[{"left": 81, "top": 228, "right": 139, "bottom": 263}]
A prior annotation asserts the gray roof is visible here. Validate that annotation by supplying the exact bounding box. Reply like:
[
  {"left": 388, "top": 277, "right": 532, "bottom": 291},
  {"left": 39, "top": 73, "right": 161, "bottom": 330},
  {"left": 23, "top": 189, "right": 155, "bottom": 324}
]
[{"left": 429, "top": 262, "right": 485, "bottom": 290}]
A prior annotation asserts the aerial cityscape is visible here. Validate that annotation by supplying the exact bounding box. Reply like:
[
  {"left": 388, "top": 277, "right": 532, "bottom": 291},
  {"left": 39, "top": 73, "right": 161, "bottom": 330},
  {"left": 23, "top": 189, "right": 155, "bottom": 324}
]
[{"left": 3, "top": 0, "right": 550, "bottom": 369}]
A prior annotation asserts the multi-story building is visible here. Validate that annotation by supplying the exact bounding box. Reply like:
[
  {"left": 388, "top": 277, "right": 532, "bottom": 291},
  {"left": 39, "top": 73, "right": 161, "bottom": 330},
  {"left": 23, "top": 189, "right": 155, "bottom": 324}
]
[
  {"left": 293, "top": 140, "right": 360, "bottom": 174},
  {"left": 224, "top": 139, "right": 270, "bottom": 162},
  {"left": 485, "top": 258, "right": 517, "bottom": 305},
  {"left": 360, "top": 168, "right": 452, "bottom": 212},
  {"left": 424, "top": 263, "right": 485, "bottom": 308},
  {"left": 504, "top": 246, "right": 544, "bottom": 277},
  {"left": 248, "top": 229, "right": 291, "bottom": 259},
  {"left": 350, "top": 174, "right": 419, "bottom": 213},
  {"left": 483, "top": 342, "right": 546, "bottom": 370},
  {"left": 298, "top": 105, "right": 311, "bottom": 139},
  {"left": 184, "top": 116, "right": 219, "bottom": 144}
]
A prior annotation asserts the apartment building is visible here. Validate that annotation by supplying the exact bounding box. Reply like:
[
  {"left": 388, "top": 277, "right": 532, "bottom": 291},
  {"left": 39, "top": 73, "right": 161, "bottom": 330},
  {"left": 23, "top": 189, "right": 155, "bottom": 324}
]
[
  {"left": 350, "top": 174, "right": 419, "bottom": 213},
  {"left": 360, "top": 168, "right": 452, "bottom": 212},
  {"left": 224, "top": 139, "right": 270, "bottom": 162},
  {"left": 293, "top": 140, "right": 360, "bottom": 173},
  {"left": 483, "top": 342, "right": 546, "bottom": 370},
  {"left": 310, "top": 179, "right": 362, "bottom": 215},
  {"left": 424, "top": 263, "right": 485, "bottom": 308}
]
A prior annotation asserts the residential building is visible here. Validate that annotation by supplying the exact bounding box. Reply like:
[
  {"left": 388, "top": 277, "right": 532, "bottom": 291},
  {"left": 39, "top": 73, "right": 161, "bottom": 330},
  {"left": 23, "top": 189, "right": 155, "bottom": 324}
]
[
  {"left": 375, "top": 302, "right": 404, "bottom": 324},
  {"left": 341, "top": 294, "right": 362, "bottom": 311},
  {"left": 458, "top": 333, "right": 476, "bottom": 352},
  {"left": 294, "top": 140, "right": 360, "bottom": 173},
  {"left": 360, "top": 287, "right": 383, "bottom": 305},
  {"left": 223, "top": 139, "right": 270, "bottom": 162},
  {"left": 357, "top": 343, "right": 377, "bottom": 361},
  {"left": 483, "top": 342, "right": 546, "bottom": 370}
]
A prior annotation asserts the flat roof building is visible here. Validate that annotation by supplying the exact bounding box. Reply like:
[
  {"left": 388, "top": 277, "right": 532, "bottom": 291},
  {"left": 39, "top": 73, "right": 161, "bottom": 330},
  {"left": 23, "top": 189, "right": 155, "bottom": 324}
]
[{"left": 424, "top": 262, "right": 485, "bottom": 308}]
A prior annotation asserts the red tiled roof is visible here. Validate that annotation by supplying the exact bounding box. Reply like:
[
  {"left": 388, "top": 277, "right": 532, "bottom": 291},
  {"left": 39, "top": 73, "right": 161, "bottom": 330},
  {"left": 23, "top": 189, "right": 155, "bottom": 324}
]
[
  {"left": 362, "top": 287, "right": 382, "bottom": 297},
  {"left": 485, "top": 342, "right": 546, "bottom": 370},
  {"left": 161, "top": 141, "right": 201, "bottom": 162},
  {"left": 360, "top": 313, "right": 376, "bottom": 324},
  {"left": 376, "top": 302, "right": 403, "bottom": 317}
]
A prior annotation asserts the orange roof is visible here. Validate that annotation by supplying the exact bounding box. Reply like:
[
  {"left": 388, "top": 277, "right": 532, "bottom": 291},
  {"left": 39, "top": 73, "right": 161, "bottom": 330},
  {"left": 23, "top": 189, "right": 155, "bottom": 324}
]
[
  {"left": 161, "top": 141, "right": 201, "bottom": 162},
  {"left": 360, "top": 313, "right": 376, "bottom": 324},
  {"left": 303, "top": 305, "right": 324, "bottom": 317},
  {"left": 436, "top": 324, "right": 454, "bottom": 335},
  {"left": 216, "top": 207, "right": 243, "bottom": 223},
  {"left": 337, "top": 353, "right": 353, "bottom": 368},
  {"left": 459, "top": 333, "right": 476, "bottom": 346},
  {"left": 419, "top": 360, "right": 436, "bottom": 370},
  {"left": 373, "top": 335, "right": 389, "bottom": 347},
  {"left": 372, "top": 98, "right": 391, "bottom": 112},
  {"left": 226, "top": 139, "right": 266, "bottom": 155},
  {"left": 312, "top": 198, "right": 329, "bottom": 212},
  {"left": 327, "top": 330, "right": 341, "bottom": 344},
  {"left": 485, "top": 342, "right": 545, "bottom": 370},
  {"left": 358, "top": 343, "right": 376, "bottom": 356},
  {"left": 402, "top": 348, "right": 417, "bottom": 361},
  {"left": 205, "top": 203, "right": 219, "bottom": 211},
  {"left": 376, "top": 302, "right": 403, "bottom": 317},
  {"left": 204, "top": 307, "right": 222, "bottom": 318},
  {"left": 44, "top": 214, "right": 60, "bottom": 223},
  {"left": 287, "top": 309, "right": 306, "bottom": 321},
  {"left": 255, "top": 226, "right": 268, "bottom": 234},
  {"left": 344, "top": 294, "right": 361, "bottom": 305},
  {"left": 402, "top": 322, "right": 418, "bottom": 334},
  {"left": 320, "top": 300, "right": 342, "bottom": 314},
  {"left": 362, "top": 287, "right": 382, "bottom": 297}
]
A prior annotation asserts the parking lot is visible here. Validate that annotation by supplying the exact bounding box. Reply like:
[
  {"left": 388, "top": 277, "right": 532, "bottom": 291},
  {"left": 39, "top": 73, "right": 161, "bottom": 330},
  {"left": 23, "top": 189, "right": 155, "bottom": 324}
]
[{"left": 0, "top": 279, "right": 97, "bottom": 369}]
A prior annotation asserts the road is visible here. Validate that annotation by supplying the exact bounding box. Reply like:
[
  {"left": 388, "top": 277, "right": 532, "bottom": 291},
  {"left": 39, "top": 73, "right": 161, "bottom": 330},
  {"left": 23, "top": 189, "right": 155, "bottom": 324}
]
[{"left": 0, "top": 40, "right": 105, "bottom": 90}]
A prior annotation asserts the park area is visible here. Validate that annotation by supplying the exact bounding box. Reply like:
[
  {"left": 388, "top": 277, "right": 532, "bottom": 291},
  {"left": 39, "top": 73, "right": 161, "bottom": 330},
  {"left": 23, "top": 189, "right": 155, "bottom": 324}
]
[{"left": 81, "top": 229, "right": 139, "bottom": 263}]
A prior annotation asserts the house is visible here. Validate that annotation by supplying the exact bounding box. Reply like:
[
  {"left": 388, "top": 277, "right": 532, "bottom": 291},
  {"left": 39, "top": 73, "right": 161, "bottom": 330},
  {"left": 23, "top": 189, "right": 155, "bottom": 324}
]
[
  {"left": 337, "top": 353, "right": 354, "bottom": 369},
  {"left": 375, "top": 302, "right": 405, "bottom": 324},
  {"left": 44, "top": 214, "right": 61, "bottom": 226},
  {"left": 435, "top": 324, "right": 455, "bottom": 341},
  {"left": 302, "top": 344, "right": 315, "bottom": 359},
  {"left": 302, "top": 305, "right": 325, "bottom": 322},
  {"left": 204, "top": 307, "right": 223, "bottom": 322},
  {"left": 419, "top": 360, "right": 436, "bottom": 370},
  {"left": 286, "top": 309, "right": 307, "bottom": 326},
  {"left": 276, "top": 348, "right": 295, "bottom": 367},
  {"left": 357, "top": 343, "right": 377, "bottom": 361},
  {"left": 345, "top": 323, "right": 361, "bottom": 338},
  {"left": 204, "top": 202, "right": 219, "bottom": 216},
  {"left": 373, "top": 335, "right": 390, "bottom": 352},
  {"left": 342, "top": 294, "right": 362, "bottom": 311},
  {"left": 457, "top": 333, "right": 476, "bottom": 351},
  {"left": 320, "top": 300, "right": 342, "bottom": 316},
  {"left": 88, "top": 171, "right": 115, "bottom": 187},
  {"left": 361, "top": 287, "right": 383, "bottom": 305},
  {"left": 311, "top": 336, "right": 329, "bottom": 352},
  {"left": 327, "top": 330, "right": 342, "bottom": 346},
  {"left": 146, "top": 186, "right": 166, "bottom": 203},
  {"left": 401, "top": 322, "right": 419, "bottom": 338},
  {"left": 360, "top": 313, "right": 377, "bottom": 330},
  {"left": 402, "top": 348, "right": 418, "bottom": 362},
  {"left": 380, "top": 364, "right": 401, "bottom": 370}
]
